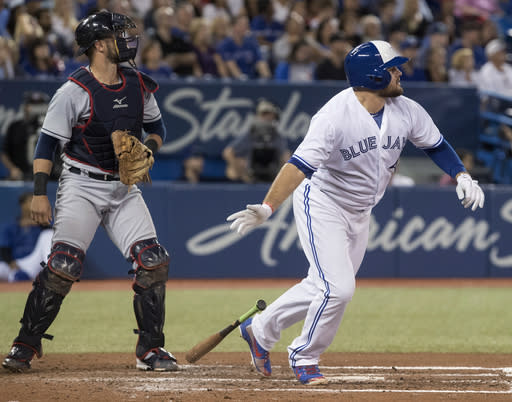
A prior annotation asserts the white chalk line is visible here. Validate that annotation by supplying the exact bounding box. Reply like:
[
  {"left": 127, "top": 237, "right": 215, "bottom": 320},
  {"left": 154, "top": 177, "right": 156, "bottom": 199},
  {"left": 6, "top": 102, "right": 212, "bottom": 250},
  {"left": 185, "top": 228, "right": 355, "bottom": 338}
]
[{"left": 129, "top": 386, "right": 512, "bottom": 395}]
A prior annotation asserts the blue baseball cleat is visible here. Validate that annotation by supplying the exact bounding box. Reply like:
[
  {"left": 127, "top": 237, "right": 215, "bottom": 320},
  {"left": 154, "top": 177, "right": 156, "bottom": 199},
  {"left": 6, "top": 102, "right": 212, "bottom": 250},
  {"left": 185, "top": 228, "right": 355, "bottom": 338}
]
[
  {"left": 293, "top": 365, "right": 328, "bottom": 385},
  {"left": 239, "top": 317, "right": 271, "bottom": 377}
]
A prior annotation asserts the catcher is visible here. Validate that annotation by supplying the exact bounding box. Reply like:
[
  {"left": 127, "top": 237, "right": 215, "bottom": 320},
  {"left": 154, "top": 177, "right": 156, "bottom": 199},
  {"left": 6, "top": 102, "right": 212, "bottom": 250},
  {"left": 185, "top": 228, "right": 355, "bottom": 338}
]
[{"left": 3, "top": 11, "right": 177, "bottom": 372}]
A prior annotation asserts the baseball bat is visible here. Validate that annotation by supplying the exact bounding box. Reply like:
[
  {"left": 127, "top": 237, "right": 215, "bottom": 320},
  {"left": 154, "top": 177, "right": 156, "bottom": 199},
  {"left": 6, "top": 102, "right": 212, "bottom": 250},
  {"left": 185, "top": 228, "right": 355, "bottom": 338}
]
[{"left": 185, "top": 299, "right": 267, "bottom": 363}]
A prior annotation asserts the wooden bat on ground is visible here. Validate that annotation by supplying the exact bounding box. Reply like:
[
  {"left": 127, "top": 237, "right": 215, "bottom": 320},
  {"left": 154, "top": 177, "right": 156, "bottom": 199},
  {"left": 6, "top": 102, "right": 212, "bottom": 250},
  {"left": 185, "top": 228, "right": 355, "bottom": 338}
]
[{"left": 185, "top": 299, "right": 267, "bottom": 363}]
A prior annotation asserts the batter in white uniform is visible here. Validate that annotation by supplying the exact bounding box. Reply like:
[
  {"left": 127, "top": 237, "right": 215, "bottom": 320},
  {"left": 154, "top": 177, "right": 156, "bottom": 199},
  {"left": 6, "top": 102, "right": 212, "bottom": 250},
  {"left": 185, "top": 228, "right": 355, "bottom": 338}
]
[
  {"left": 228, "top": 41, "right": 485, "bottom": 385},
  {"left": 3, "top": 11, "right": 177, "bottom": 373}
]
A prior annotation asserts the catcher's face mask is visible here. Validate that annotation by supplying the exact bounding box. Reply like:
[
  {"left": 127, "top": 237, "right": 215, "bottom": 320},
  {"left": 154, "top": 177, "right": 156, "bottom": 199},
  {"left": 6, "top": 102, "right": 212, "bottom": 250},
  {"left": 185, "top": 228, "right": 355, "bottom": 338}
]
[{"left": 111, "top": 13, "right": 139, "bottom": 63}]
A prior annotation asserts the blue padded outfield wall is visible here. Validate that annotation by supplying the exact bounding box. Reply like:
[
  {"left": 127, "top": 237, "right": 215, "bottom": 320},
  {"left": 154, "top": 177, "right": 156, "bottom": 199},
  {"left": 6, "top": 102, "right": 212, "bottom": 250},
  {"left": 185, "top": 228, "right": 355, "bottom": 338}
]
[
  {"left": 0, "top": 79, "right": 480, "bottom": 168},
  {"left": 0, "top": 182, "right": 511, "bottom": 279}
]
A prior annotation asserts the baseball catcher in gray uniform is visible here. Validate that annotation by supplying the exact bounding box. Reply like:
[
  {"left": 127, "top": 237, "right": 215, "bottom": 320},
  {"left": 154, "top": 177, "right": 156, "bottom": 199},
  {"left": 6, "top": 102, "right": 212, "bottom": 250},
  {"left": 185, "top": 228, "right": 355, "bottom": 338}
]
[{"left": 2, "top": 11, "right": 178, "bottom": 372}]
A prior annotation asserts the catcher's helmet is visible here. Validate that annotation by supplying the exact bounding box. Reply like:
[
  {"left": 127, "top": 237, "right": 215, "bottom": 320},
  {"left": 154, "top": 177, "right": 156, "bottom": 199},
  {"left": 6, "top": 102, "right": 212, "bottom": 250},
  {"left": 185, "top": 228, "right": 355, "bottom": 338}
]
[
  {"left": 344, "top": 40, "right": 408, "bottom": 90},
  {"left": 75, "top": 11, "right": 139, "bottom": 62}
]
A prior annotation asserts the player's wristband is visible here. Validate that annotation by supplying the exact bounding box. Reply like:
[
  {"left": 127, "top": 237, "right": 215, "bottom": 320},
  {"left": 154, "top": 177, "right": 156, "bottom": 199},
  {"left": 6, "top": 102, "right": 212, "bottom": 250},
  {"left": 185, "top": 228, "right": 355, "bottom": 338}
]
[
  {"left": 263, "top": 202, "right": 274, "bottom": 214},
  {"left": 145, "top": 138, "right": 158, "bottom": 154},
  {"left": 34, "top": 172, "right": 49, "bottom": 196}
]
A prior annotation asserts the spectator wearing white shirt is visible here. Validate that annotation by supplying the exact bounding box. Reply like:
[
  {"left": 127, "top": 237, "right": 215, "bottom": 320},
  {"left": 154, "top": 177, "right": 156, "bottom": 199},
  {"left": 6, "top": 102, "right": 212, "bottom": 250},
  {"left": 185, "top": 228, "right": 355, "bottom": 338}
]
[{"left": 478, "top": 39, "right": 512, "bottom": 96}]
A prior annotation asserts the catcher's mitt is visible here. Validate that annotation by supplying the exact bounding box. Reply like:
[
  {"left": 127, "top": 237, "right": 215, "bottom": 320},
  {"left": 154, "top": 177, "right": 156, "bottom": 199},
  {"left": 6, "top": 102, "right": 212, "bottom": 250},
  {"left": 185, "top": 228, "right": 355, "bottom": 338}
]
[{"left": 111, "top": 129, "right": 154, "bottom": 186}]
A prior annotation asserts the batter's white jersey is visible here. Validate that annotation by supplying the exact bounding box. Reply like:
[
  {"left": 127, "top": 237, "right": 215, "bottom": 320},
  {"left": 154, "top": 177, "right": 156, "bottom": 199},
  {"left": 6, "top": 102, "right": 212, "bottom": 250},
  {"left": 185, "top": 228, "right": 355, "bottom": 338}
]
[{"left": 292, "top": 87, "right": 442, "bottom": 210}]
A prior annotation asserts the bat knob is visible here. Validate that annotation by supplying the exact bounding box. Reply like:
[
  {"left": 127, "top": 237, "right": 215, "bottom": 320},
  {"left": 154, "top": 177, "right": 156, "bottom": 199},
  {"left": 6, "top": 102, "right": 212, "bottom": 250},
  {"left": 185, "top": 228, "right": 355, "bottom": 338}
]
[{"left": 256, "top": 299, "right": 267, "bottom": 311}]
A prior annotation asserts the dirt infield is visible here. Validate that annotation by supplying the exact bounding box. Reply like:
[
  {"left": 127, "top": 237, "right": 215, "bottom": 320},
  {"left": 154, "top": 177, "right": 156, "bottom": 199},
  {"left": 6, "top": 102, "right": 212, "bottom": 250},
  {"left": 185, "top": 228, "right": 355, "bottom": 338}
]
[
  {"left": 2, "top": 352, "right": 512, "bottom": 401},
  {"left": 2, "top": 279, "right": 512, "bottom": 401}
]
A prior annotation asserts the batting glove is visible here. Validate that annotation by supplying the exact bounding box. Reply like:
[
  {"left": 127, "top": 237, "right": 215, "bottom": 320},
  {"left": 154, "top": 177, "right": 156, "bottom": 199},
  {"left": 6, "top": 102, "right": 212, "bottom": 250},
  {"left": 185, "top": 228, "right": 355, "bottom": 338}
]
[
  {"left": 227, "top": 203, "right": 273, "bottom": 235},
  {"left": 455, "top": 173, "right": 485, "bottom": 211}
]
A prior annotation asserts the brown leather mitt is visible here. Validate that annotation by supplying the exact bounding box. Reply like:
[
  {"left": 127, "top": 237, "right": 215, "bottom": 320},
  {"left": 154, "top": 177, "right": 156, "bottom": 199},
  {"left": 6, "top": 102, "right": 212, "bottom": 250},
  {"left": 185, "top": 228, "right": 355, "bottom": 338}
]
[{"left": 111, "top": 129, "right": 154, "bottom": 186}]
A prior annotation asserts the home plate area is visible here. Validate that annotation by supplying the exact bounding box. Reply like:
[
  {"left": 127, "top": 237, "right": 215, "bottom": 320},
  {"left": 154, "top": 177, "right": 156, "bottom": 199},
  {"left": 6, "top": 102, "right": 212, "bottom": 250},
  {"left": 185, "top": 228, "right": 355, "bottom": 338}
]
[{"left": 2, "top": 353, "right": 512, "bottom": 401}]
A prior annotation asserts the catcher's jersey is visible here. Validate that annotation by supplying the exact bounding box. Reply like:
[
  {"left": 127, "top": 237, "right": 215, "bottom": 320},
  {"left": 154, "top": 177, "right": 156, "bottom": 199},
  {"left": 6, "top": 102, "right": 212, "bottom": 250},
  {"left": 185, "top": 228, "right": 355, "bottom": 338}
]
[
  {"left": 292, "top": 87, "right": 442, "bottom": 210},
  {"left": 40, "top": 66, "right": 162, "bottom": 174}
]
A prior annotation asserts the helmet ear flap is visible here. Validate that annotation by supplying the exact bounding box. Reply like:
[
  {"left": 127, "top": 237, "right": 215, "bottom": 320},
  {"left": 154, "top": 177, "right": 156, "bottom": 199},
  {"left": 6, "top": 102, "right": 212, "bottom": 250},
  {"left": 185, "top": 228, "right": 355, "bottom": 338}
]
[{"left": 368, "top": 68, "right": 392, "bottom": 90}]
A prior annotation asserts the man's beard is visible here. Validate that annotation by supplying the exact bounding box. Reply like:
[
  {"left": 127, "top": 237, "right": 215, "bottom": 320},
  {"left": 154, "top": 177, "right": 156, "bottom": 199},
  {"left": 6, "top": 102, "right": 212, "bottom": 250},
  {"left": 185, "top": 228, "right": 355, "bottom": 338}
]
[
  {"left": 378, "top": 84, "right": 404, "bottom": 98},
  {"left": 106, "top": 41, "right": 121, "bottom": 64}
]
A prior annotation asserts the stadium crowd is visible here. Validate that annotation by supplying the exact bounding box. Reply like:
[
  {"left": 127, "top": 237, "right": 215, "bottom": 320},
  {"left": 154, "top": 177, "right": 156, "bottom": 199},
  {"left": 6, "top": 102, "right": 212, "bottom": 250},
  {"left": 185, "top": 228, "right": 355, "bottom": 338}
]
[{"left": 0, "top": 0, "right": 511, "bottom": 85}]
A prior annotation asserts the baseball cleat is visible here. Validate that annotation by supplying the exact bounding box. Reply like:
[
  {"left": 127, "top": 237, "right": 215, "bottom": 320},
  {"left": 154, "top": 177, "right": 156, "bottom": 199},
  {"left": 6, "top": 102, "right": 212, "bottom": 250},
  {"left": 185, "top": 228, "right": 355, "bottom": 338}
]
[
  {"left": 293, "top": 365, "right": 328, "bottom": 385},
  {"left": 136, "top": 347, "right": 178, "bottom": 372},
  {"left": 2, "top": 343, "right": 37, "bottom": 373},
  {"left": 239, "top": 317, "right": 271, "bottom": 377}
]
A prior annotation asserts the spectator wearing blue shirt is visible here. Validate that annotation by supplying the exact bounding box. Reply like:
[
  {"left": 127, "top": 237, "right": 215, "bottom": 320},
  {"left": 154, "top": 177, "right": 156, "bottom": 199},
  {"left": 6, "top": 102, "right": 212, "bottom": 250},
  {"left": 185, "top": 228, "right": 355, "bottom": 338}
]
[
  {"left": 217, "top": 15, "right": 271, "bottom": 79},
  {"left": 250, "top": 0, "right": 285, "bottom": 46},
  {"left": 0, "top": 193, "right": 52, "bottom": 282},
  {"left": 447, "top": 19, "right": 486, "bottom": 70},
  {"left": 398, "top": 35, "right": 427, "bottom": 81},
  {"left": 139, "top": 39, "right": 174, "bottom": 80}
]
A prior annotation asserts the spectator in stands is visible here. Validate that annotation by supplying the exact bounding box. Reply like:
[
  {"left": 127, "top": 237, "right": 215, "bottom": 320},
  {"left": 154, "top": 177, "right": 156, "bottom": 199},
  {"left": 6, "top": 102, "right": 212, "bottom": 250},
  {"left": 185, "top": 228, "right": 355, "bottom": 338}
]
[
  {"left": 388, "top": 23, "right": 409, "bottom": 52},
  {"left": 315, "top": 17, "right": 338, "bottom": 50},
  {"left": 139, "top": 39, "right": 174, "bottom": 79},
  {"left": 250, "top": 0, "right": 285, "bottom": 62},
  {"left": 315, "top": 33, "right": 351, "bottom": 81},
  {"left": 0, "top": 36, "right": 16, "bottom": 78},
  {"left": 425, "top": 45, "right": 448, "bottom": 82},
  {"left": 7, "top": 1, "right": 43, "bottom": 48},
  {"left": 439, "top": 148, "right": 475, "bottom": 185},
  {"left": 21, "top": 37, "right": 62, "bottom": 77},
  {"left": 273, "top": 0, "right": 293, "bottom": 24},
  {"left": 377, "top": 0, "right": 398, "bottom": 40},
  {"left": 217, "top": 15, "right": 271, "bottom": 79},
  {"left": 481, "top": 17, "right": 500, "bottom": 47},
  {"left": 0, "top": 192, "right": 52, "bottom": 282},
  {"left": 1, "top": 91, "right": 51, "bottom": 181},
  {"left": 51, "top": 0, "right": 78, "bottom": 54},
  {"left": 415, "top": 21, "right": 450, "bottom": 69},
  {"left": 191, "top": 18, "right": 228, "bottom": 78},
  {"left": 143, "top": 0, "right": 174, "bottom": 33},
  {"left": 448, "top": 47, "right": 477, "bottom": 86},
  {"left": 0, "top": 0, "right": 10, "bottom": 37},
  {"left": 202, "top": 0, "right": 232, "bottom": 22},
  {"left": 448, "top": 19, "right": 486, "bottom": 69},
  {"left": 395, "top": 0, "right": 430, "bottom": 38},
  {"left": 210, "top": 14, "right": 230, "bottom": 47},
  {"left": 454, "top": 0, "right": 499, "bottom": 22},
  {"left": 172, "top": 2, "right": 194, "bottom": 41},
  {"left": 338, "top": 11, "right": 362, "bottom": 47},
  {"left": 222, "top": 99, "right": 290, "bottom": 183},
  {"left": 272, "top": 10, "right": 306, "bottom": 64},
  {"left": 274, "top": 39, "right": 316, "bottom": 81},
  {"left": 478, "top": 38, "right": 512, "bottom": 96},
  {"left": 35, "top": 7, "right": 72, "bottom": 60},
  {"left": 360, "top": 14, "right": 383, "bottom": 42},
  {"left": 152, "top": 6, "right": 201, "bottom": 78},
  {"left": 307, "top": 0, "right": 337, "bottom": 31},
  {"left": 398, "top": 35, "right": 427, "bottom": 81}
]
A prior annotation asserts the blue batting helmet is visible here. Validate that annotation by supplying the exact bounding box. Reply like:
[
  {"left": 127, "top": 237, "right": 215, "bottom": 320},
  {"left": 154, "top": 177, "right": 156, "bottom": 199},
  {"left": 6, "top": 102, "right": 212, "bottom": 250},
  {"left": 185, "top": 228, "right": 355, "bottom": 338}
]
[{"left": 344, "top": 40, "right": 408, "bottom": 90}]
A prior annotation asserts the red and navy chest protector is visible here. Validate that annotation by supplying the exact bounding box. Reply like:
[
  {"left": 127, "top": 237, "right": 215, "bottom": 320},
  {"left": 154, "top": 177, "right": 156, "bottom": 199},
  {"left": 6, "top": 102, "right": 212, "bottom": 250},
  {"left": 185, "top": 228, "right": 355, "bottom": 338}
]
[{"left": 65, "top": 66, "right": 157, "bottom": 173}]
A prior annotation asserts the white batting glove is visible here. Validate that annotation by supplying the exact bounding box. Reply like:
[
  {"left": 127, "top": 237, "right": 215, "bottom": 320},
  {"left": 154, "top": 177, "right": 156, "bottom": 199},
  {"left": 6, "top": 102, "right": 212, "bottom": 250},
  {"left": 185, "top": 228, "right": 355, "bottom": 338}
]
[
  {"left": 226, "top": 203, "right": 273, "bottom": 235},
  {"left": 455, "top": 173, "right": 485, "bottom": 211}
]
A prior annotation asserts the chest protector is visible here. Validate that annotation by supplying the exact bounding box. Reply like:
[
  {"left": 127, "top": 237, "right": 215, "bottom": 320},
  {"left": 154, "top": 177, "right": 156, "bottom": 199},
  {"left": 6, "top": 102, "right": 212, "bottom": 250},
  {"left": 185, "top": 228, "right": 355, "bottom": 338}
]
[{"left": 65, "top": 66, "right": 157, "bottom": 173}]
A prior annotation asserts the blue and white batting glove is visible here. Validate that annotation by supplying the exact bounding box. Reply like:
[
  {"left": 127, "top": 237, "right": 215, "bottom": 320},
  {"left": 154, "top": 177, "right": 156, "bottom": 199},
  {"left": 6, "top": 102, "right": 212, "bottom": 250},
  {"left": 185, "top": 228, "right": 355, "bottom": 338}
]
[
  {"left": 227, "top": 203, "right": 273, "bottom": 235},
  {"left": 455, "top": 173, "right": 485, "bottom": 211}
]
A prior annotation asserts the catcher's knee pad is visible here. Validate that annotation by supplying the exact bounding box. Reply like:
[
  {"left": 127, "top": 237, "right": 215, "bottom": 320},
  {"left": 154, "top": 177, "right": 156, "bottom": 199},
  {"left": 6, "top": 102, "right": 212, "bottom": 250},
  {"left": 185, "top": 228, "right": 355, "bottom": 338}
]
[
  {"left": 47, "top": 242, "right": 85, "bottom": 283},
  {"left": 130, "top": 238, "right": 170, "bottom": 289}
]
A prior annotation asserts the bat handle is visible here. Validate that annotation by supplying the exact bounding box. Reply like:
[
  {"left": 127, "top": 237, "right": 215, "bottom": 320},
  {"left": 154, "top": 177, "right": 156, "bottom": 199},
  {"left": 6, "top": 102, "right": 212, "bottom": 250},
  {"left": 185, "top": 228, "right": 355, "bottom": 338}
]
[{"left": 238, "top": 299, "right": 267, "bottom": 323}]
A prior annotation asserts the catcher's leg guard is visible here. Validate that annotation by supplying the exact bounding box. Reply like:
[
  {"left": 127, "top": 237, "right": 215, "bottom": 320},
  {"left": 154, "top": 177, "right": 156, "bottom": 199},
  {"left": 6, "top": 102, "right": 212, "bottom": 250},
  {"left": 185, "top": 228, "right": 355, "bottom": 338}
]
[
  {"left": 130, "top": 239, "right": 176, "bottom": 371},
  {"left": 3, "top": 243, "right": 83, "bottom": 372}
]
